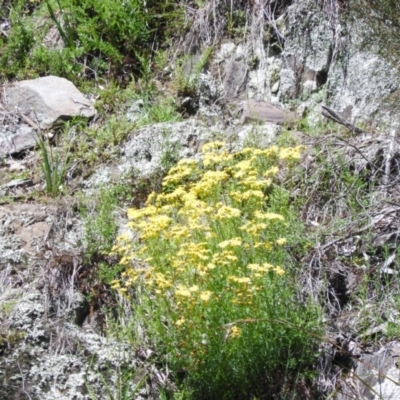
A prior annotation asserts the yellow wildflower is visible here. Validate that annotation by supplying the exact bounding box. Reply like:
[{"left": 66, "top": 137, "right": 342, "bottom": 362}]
[
  {"left": 175, "top": 285, "right": 192, "bottom": 297},
  {"left": 254, "top": 211, "right": 285, "bottom": 221},
  {"left": 274, "top": 266, "right": 285, "bottom": 275},
  {"left": 201, "top": 141, "right": 225, "bottom": 153},
  {"left": 230, "top": 190, "right": 265, "bottom": 202},
  {"left": 263, "top": 166, "right": 279, "bottom": 177},
  {"left": 215, "top": 203, "right": 241, "bottom": 220},
  {"left": 212, "top": 250, "right": 238, "bottom": 265},
  {"left": 228, "top": 276, "right": 251, "bottom": 284},
  {"left": 200, "top": 291, "right": 212, "bottom": 301},
  {"left": 110, "top": 280, "right": 120, "bottom": 289},
  {"left": 276, "top": 238, "right": 287, "bottom": 246},
  {"left": 278, "top": 146, "right": 305, "bottom": 160},
  {"left": 239, "top": 221, "right": 267, "bottom": 235},
  {"left": 229, "top": 326, "right": 242, "bottom": 338},
  {"left": 127, "top": 205, "right": 158, "bottom": 220},
  {"left": 217, "top": 238, "right": 243, "bottom": 249},
  {"left": 191, "top": 170, "right": 228, "bottom": 196},
  {"left": 260, "top": 145, "right": 279, "bottom": 156}
]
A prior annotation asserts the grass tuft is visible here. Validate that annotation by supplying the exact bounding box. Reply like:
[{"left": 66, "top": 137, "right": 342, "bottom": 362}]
[{"left": 36, "top": 133, "right": 70, "bottom": 197}]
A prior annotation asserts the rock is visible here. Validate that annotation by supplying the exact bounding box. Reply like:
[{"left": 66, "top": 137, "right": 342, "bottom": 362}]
[
  {"left": 5, "top": 76, "right": 96, "bottom": 130},
  {"left": 6, "top": 160, "right": 26, "bottom": 172},
  {"left": 247, "top": 69, "right": 271, "bottom": 102},
  {"left": 2, "top": 179, "right": 33, "bottom": 190},
  {"left": 0, "top": 203, "right": 57, "bottom": 256},
  {"left": 223, "top": 60, "right": 248, "bottom": 98},
  {"left": 1, "top": 292, "right": 141, "bottom": 400},
  {"left": 240, "top": 100, "right": 297, "bottom": 125},
  {"left": 0, "top": 123, "right": 37, "bottom": 156},
  {"left": 327, "top": 32, "right": 398, "bottom": 124},
  {"left": 215, "top": 42, "right": 237, "bottom": 62},
  {"left": 0, "top": 200, "right": 152, "bottom": 400},
  {"left": 84, "top": 119, "right": 223, "bottom": 189},
  {"left": 280, "top": 1, "right": 332, "bottom": 100},
  {"left": 337, "top": 343, "right": 400, "bottom": 400},
  {"left": 280, "top": 0, "right": 400, "bottom": 126},
  {"left": 237, "top": 123, "right": 281, "bottom": 148},
  {"left": 271, "top": 80, "right": 280, "bottom": 94},
  {"left": 195, "top": 73, "right": 224, "bottom": 124}
]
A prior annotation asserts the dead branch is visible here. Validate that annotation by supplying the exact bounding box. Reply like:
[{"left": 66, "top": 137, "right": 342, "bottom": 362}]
[{"left": 321, "top": 105, "right": 366, "bottom": 135}]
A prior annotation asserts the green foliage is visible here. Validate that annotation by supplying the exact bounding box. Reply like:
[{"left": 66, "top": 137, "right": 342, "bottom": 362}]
[
  {"left": 0, "top": 0, "right": 185, "bottom": 82},
  {"left": 0, "top": 1, "right": 35, "bottom": 78},
  {"left": 86, "top": 359, "right": 148, "bottom": 400},
  {"left": 83, "top": 184, "right": 133, "bottom": 263},
  {"left": 36, "top": 133, "right": 70, "bottom": 197},
  {"left": 112, "top": 142, "right": 322, "bottom": 399},
  {"left": 174, "top": 47, "right": 213, "bottom": 97}
]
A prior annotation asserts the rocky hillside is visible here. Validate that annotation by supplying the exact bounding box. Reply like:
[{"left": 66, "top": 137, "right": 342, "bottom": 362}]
[{"left": 1, "top": 1, "right": 400, "bottom": 399}]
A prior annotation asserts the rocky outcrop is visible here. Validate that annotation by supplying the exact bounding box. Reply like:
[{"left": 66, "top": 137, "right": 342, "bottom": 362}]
[
  {"left": 0, "top": 202, "right": 155, "bottom": 400},
  {"left": 280, "top": 0, "right": 399, "bottom": 127},
  {"left": 83, "top": 119, "right": 223, "bottom": 189},
  {"left": 336, "top": 342, "right": 400, "bottom": 400}
]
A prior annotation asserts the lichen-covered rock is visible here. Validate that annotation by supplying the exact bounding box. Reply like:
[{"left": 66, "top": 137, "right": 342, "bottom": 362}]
[
  {"left": 84, "top": 119, "right": 224, "bottom": 189},
  {"left": 0, "top": 202, "right": 150, "bottom": 400},
  {"left": 236, "top": 122, "right": 281, "bottom": 148},
  {"left": 280, "top": 0, "right": 332, "bottom": 100},
  {"left": 281, "top": 0, "right": 400, "bottom": 127},
  {"left": 327, "top": 22, "right": 399, "bottom": 125},
  {"left": 337, "top": 343, "right": 400, "bottom": 400},
  {"left": 240, "top": 100, "right": 297, "bottom": 125}
]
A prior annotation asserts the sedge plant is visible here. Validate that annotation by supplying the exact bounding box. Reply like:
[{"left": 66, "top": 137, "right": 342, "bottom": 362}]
[
  {"left": 111, "top": 142, "right": 322, "bottom": 399},
  {"left": 36, "top": 133, "right": 70, "bottom": 197}
]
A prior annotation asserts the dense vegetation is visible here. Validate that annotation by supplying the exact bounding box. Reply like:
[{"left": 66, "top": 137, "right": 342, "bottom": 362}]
[
  {"left": 0, "top": 0, "right": 184, "bottom": 82},
  {"left": 2, "top": 0, "right": 400, "bottom": 399}
]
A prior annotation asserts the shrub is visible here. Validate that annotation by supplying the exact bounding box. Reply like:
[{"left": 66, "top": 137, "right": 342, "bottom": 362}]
[
  {"left": 0, "top": 1, "right": 36, "bottom": 79},
  {"left": 112, "top": 142, "right": 322, "bottom": 398},
  {"left": 0, "top": 0, "right": 185, "bottom": 82}
]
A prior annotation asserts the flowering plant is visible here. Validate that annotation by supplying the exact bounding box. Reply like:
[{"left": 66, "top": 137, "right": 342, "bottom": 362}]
[{"left": 112, "top": 142, "right": 321, "bottom": 397}]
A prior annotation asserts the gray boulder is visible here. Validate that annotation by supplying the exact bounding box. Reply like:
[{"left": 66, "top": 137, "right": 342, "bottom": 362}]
[{"left": 5, "top": 76, "right": 96, "bottom": 130}]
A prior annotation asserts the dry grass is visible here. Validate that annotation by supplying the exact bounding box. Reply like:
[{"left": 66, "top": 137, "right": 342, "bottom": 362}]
[{"left": 288, "top": 121, "right": 400, "bottom": 395}]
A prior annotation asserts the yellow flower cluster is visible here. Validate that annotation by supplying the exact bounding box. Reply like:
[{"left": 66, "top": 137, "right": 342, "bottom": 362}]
[{"left": 111, "top": 141, "right": 305, "bottom": 359}]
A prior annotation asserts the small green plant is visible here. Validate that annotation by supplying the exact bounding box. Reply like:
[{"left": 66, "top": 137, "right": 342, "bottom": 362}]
[
  {"left": 83, "top": 184, "right": 133, "bottom": 263},
  {"left": 86, "top": 359, "right": 147, "bottom": 400},
  {"left": 112, "top": 142, "right": 322, "bottom": 398},
  {"left": 36, "top": 133, "right": 70, "bottom": 197},
  {"left": 174, "top": 47, "right": 213, "bottom": 97}
]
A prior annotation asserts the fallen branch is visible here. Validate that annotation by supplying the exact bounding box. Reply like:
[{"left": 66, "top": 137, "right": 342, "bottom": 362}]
[{"left": 321, "top": 105, "right": 366, "bottom": 135}]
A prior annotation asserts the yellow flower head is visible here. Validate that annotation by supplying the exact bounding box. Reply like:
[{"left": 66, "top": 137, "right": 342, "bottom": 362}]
[
  {"left": 276, "top": 238, "right": 287, "bottom": 246},
  {"left": 201, "top": 141, "right": 225, "bottom": 153},
  {"left": 200, "top": 291, "right": 212, "bottom": 301},
  {"left": 175, "top": 285, "right": 192, "bottom": 297},
  {"left": 217, "top": 238, "right": 243, "bottom": 249},
  {"left": 215, "top": 203, "right": 241, "bottom": 220},
  {"left": 229, "top": 325, "right": 242, "bottom": 338}
]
